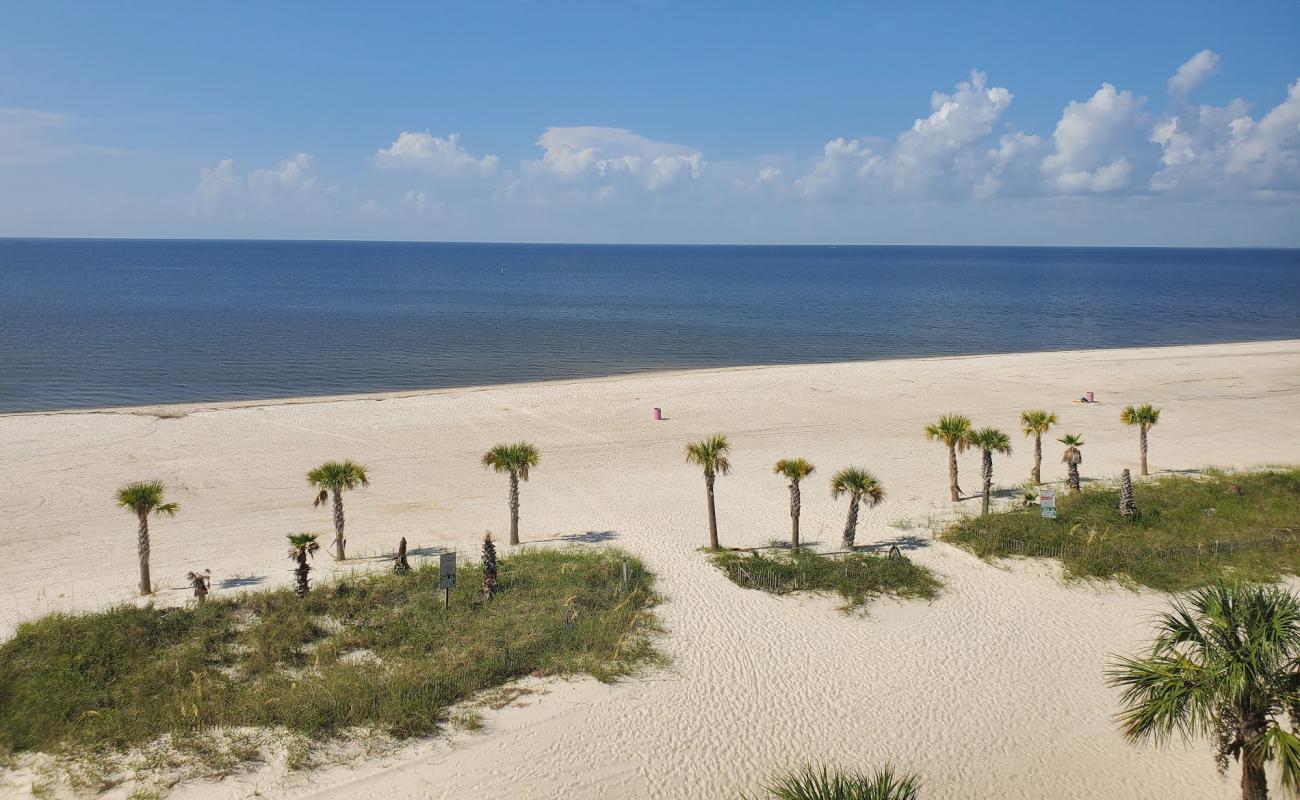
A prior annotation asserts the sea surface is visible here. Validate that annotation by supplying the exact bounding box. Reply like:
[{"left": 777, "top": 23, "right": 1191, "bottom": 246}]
[{"left": 1, "top": 239, "right": 1298, "bottom": 412}]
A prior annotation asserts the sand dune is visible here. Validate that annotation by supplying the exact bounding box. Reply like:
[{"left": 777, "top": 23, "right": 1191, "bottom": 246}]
[{"left": 3, "top": 340, "right": 1299, "bottom": 799}]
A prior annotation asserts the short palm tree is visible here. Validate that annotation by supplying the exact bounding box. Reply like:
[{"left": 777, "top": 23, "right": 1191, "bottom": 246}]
[
  {"left": 830, "top": 467, "right": 885, "bottom": 550},
  {"left": 116, "top": 480, "right": 179, "bottom": 595},
  {"left": 686, "top": 434, "right": 731, "bottom": 551},
  {"left": 481, "top": 442, "right": 540, "bottom": 545},
  {"left": 286, "top": 533, "right": 320, "bottom": 598},
  {"left": 307, "top": 460, "right": 369, "bottom": 560},
  {"left": 1109, "top": 582, "right": 1300, "bottom": 800},
  {"left": 1120, "top": 403, "right": 1161, "bottom": 476},
  {"left": 774, "top": 458, "right": 815, "bottom": 551},
  {"left": 924, "top": 414, "right": 972, "bottom": 501},
  {"left": 1059, "top": 433, "right": 1084, "bottom": 493},
  {"left": 968, "top": 427, "right": 1012, "bottom": 516},
  {"left": 755, "top": 764, "right": 921, "bottom": 800},
  {"left": 1019, "top": 409, "right": 1057, "bottom": 485}
]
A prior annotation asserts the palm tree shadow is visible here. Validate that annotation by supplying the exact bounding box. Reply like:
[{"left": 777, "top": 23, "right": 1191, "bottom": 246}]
[
  {"left": 534, "top": 530, "right": 618, "bottom": 544},
  {"left": 219, "top": 575, "right": 267, "bottom": 589},
  {"left": 865, "top": 534, "right": 931, "bottom": 553},
  {"left": 407, "top": 545, "right": 450, "bottom": 558}
]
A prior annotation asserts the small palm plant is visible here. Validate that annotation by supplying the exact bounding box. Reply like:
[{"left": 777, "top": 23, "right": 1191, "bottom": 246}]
[
  {"left": 481, "top": 532, "right": 499, "bottom": 600},
  {"left": 830, "top": 467, "right": 885, "bottom": 550},
  {"left": 754, "top": 764, "right": 921, "bottom": 800},
  {"left": 1108, "top": 582, "right": 1300, "bottom": 800},
  {"left": 774, "top": 458, "right": 815, "bottom": 551},
  {"left": 481, "top": 442, "right": 540, "bottom": 545},
  {"left": 1120, "top": 403, "right": 1161, "bottom": 476},
  {"left": 686, "top": 434, "right": 732, "bottom": 551},
  {"left": 968, "top": 427, "right": 1012, "bottom": 516},
  {"left": 1019, "top": 409, "right": 1057, "bottom": 485},
  {"left": 924, "top": 414, "right": 972, "bottom": 501},
  {"left": 307, "top": 460, "right": 369, "bottom": 560},
  {"left": 286, "top": 533, "right": 320, "bottom": 598},
  {"left": 116, "top": 481, "right": 180, "bottom": 595},
  {"left": 1059, "top": 433, "right": 1084, "bottom": 493}
]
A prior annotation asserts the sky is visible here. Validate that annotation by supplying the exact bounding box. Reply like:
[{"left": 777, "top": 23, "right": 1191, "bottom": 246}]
[{"left": 2, "top": 1, "right": 1299, "bottom": 246}]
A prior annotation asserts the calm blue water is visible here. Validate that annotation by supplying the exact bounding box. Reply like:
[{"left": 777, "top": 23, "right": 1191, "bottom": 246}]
[{"left": 1, "top": 239, "right": 1298, "bottom": 412}]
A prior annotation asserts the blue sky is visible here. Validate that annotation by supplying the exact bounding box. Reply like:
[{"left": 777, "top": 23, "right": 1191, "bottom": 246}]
[{"left": 2, "top": 1, "right": 1299, "bottom": 245}]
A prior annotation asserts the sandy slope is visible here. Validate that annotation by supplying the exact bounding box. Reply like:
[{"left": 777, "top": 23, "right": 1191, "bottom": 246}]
[{"left": 2, "top": 340, "right": 1299, "bottom": 799}]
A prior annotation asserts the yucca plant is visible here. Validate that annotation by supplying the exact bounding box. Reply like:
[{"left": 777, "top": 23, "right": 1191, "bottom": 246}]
[
  {"left": 1108, "top": 582, "right": 1300, "bottom": 800},
  {"left": 116, "top": 480, "right": 180, "bottom": 595},
  {"left": 286, "top": 533, "right": 320, "bottom": 598},
  {"left": 1019, "top": 409, "right": 1057, "bottom": 485},
  {"left": 830, "top": 467, "right": 885, "bottom": 550},
  {"left": 481, "top": 442, "right": 540, "bottom": 545},
  {"left": 753, "top": 764, "right": 921, "bottom": 800},
  {"left": 1059, "top": 433, "right": 1084, "bottom": 493},
  {"left": 924, "top": 414, "right": 972, "bottom": 501},
  {"left": 308, "top": 460, "right": 369, "bottom": 560},
  {"left": 968, "top": 427, "right": 1012, "bottom": 516},
  {"left": 774, "top": 458, "right": 816, "bottom": 551},
  {"left": 1120, "top": 403, "right": 1161, "bottom": 476},
  {"left": 686, "top": 434, "right": 732, "bottom": 551}
]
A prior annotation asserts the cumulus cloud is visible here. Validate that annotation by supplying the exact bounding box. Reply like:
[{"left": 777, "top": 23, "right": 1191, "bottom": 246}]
[
  {"left": 524, "top": 126, "right": 705, "bottom": 192},
  {"left": 1041, "top": 83, "right": 1144, "bottom": 193},
  {"left": 194, "top": 153, "right": 345, "bottom": 218},
  {"left": 374, "top": 131, "right": 499, "bottom": 178},
  {"left": 1168, "top": 49, "right": 1221, "bottom": 98}
]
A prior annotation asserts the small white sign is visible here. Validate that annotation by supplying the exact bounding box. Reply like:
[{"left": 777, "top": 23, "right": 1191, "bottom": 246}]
[
  {"left": 438, "top": 552, "right": 457, "bottom": 589},
  {"left": 1039, "top": 490, "right": 1057, "bottom": 519}
]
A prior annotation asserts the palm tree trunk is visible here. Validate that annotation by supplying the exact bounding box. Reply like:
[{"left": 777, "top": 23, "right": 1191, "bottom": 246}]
[
  {"left": 705, "top": 471, "right": 719, "bottom": 550},
  {"left": 508, "top": 471, "right": 520, "bottom": 545},
  {"left": 842, "top": 496, "right": 859, "bottom": 549},
  {"left": 1241, "top": 750, "right": 1269, "bottom": 800},
  {"left": 981, "top": 450, "right": 993, "bottom": 516},
  {"left": 1139, "top": 427, "right": 1149, "bottom": 476},
  {"left": 331, "top": 489, "right": 346, "bottom": 560},
  {"left": 1032, "top": 434, "right": 1042, "bottom": 484},
  {"left": 137, "top": 514, "right": 151, "bottom": 595},
  {"left": 947, "top": 443, "right": 961, "bottom": 501},
  {"left": 1067, "top": 462, "right": 1080, "bottom": 493},
  {"left": 789, "top": 481, "right": 801, "bottom": 551},
  {"left": 295, "top": 551, "right": 310, "bottom": 598}
]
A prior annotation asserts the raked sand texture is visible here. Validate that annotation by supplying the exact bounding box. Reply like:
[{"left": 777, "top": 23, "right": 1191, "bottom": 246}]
[{"left": 3, "top": 340, "right": 1300, "bottom": 799}]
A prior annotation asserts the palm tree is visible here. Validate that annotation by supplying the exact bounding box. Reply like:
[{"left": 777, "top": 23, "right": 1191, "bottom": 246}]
[
  {"left": 924, "top": 414, "right": 972, "bottom": 501},
  {"left": 307, "top": 460, "right": 369, "bottom": 560},
  {"left": 1059, "top": 433, "right": 1084, "bottom": 493},
  {"left": 286, "top": 533, "right": 320, "bottom": 598},
  {"left": 1108, "top": 582, "right": 1300, "bottom": 800},
  {"left": 1019, "top": 409, "right": 1057, "bottom": 485},
  {"left": 774, "top": 458, "right": 815, "bottom": 551},
  {"left": 481, "top": 442, "right": 540, "bottom": 545},
  {"left": 968, "top": 427, "right": 1012, "bottom": 516},
  {"left": 686, "top": 434, "right": 731, "bottom": 551},
  {"left": 481, "top": 531, "right": 499, "bottom": 600},
  {"left": 116, "top": 481, "right": 180, "bottom": 595},
  {"left": 830, "top": 467, "right": 885, "bottom": 550},
  {"left": 756, "top": 764, "right": 921, "bottom": 800},
  {"left": 1120, "top": 403, "right": 1161, "bottom": 476}
]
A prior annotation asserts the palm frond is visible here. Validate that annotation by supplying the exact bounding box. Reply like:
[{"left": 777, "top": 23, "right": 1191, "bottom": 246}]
[
  {"left": 307, "top": 460, "right": 370, "bottom": 491},
  {"left": 830, "top": 467, "right": 885, "bottom": 505},
  {"left": 774, "top": 457, "right": 815, "bottom": 481},
  {"left": 1019, "top": 409, "right": 1057, "bottom": 436},
  {"left": 481, "top": 442, "right": 541, "bottom": 478},
  {"left": 924, "top": 414, "right": 972, "bottom": 451},
  {"left": 686, "top": 434, "right": 732, "bottom": 475},
  {"left": 968, "top": 427, "right": 1012, "bottom": 455},
  {"left": 115, "top": 480, "right": 176, "bottom": 517},
  {"left": 1121, "top": 404, "right": 1162, "bottom": 428}
]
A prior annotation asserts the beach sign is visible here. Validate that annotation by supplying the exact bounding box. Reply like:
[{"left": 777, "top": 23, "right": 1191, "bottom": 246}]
[
  {"left": 438, "top": 552, "right": 457, "bottom": 589},
  {"left": 1039, "top": 489, "right": 1058, "bottom": 519}
]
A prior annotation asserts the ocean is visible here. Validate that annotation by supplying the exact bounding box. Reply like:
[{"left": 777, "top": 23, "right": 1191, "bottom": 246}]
[{"left": 1, "top": 239, "right": 1298, "bottom": 412}]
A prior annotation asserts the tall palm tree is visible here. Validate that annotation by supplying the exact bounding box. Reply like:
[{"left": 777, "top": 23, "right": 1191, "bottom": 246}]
[
  {"left": 116, "top": 481, "right": 179, "bottom": 595},
  {"left": 1059, "top": 433, "right": 1084, "bottom": 493},
  {"left": 774, "top": 458, "right": 815, "bottom": 551},
  {"left": 924, "top": 414, "right": 972, "bottom": 501},
  {"left": 1120, "top": 403, "right": 1162, "bottom": 476},
  {"left": 307, "top": 460, "right": 369, "bottom": 560},
  {"left": 1019, "top": 409, "right": 1058, "bottom": 485},
  {"left": 286, "top": 533, "right": 320, "bottom": 598},
  {"left": 481, "top": 442, "right": 540, "bottom": 545},
  {"left": 968, "top": 427, "right": 1012, "bottom": 516},
  {"left": 830, "top": 467, "right": 885, "bottom": 550},
  {"left": 1109, "top": 582, "right": 1300, "bottom": 800},
  {"left": 686, "top": 434, "right": 731, "bottom": 551}
]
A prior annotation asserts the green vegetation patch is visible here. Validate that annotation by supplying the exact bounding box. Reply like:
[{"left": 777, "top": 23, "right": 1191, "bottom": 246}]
[
  {"left": 942, "top": 468, "right": 1300, "bottom": 592},
  {"left": 0, "top": 548, "right": 660, "bottom": 761},
  {"left": 710, "top": 547, "right": 941, "bottom": 613}
]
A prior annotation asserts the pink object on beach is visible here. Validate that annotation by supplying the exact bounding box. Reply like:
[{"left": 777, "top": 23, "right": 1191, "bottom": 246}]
[
  {"left": 653, "top": 407, "right": 662, "bottom": 421},
  {"left": 1086, "top": 391, "right": 1095, "bottom": 402}
]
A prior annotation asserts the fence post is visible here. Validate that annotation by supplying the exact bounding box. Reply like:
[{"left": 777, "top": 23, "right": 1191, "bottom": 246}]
[{"left": 621, "top": 559, "right": 629, "bottom": 593}]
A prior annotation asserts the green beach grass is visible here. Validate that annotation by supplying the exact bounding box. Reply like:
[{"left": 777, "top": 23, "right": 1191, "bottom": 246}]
[
  {"left": 0, "top": 547, "right": 661, "bottom": 767},
  {"left": 710, "top": 547, "right": 942, "bottom": 613},
  {"left": 941, "top": 467, "right": 1300, "bottom": 592}
]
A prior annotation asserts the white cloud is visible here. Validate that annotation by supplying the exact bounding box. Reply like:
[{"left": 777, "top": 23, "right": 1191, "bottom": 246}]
[
  {"left": 524, "top": 126, "right": 705, "bottom": 191},
  {"left": 193, "top": 153, "right": 346, "bottom": 218},
  {"left": 374, "top": 131, "right": 499, "bottom": 178},
  {"left": 1041, "top": 83, "right": 1144, "bottom": 193},
  {"left": 1168, "top": 49, "right": 1221, "bottom": 98}
]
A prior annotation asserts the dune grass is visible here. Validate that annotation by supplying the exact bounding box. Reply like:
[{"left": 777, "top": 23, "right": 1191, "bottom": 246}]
[
  {"left": 710, "top": 547, "right": 941, "bottom": 613},
  {"left": 0, "top": 547, "right": 660, "bottom": 763},
  {"left": 942, "top": 467, "right": 1300, "bottom": 592}
]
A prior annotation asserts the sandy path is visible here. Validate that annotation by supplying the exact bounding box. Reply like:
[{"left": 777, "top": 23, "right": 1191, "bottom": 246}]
[{"left": 2, "top": 340, "right": 1299, "bottom": 799}]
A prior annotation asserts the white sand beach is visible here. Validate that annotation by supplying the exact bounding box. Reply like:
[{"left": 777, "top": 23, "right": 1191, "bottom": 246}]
[{"left": 2, "top": 340, "right": 1299, "bottom": 799}]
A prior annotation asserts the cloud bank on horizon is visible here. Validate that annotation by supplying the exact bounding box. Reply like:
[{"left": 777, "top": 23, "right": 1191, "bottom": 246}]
[{"left": 3, "top": 49, "right": 1299, "bottom": 245}]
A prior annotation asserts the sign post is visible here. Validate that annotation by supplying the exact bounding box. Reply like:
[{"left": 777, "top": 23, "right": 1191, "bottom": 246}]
[
  {"left": 1039, "top": 489, "right": 1058, "bottom": 520},
  {"left": 438, "top": 552, "right": 457, "bottom": 610}
]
